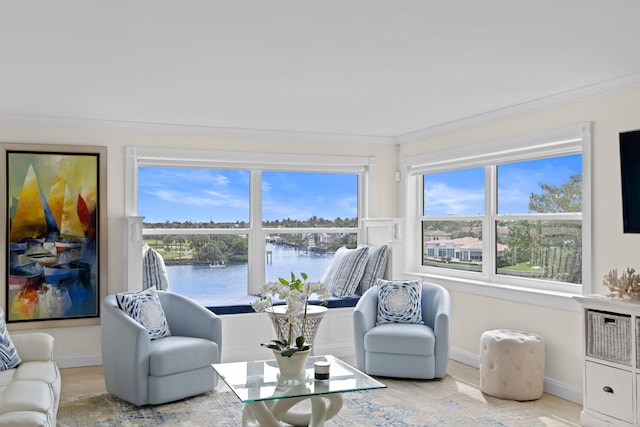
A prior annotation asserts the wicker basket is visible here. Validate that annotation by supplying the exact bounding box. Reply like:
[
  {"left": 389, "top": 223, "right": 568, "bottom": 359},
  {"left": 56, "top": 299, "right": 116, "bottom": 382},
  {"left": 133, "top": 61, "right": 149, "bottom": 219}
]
[
  {"left": 637, "top": 318, "right": 640, "bottom": 368},
  {"left": 587, "top": 310, "right": 632, "bottom": 366},
  {"left": 266, "top": 305, "right": 327, "bottom": 348}
]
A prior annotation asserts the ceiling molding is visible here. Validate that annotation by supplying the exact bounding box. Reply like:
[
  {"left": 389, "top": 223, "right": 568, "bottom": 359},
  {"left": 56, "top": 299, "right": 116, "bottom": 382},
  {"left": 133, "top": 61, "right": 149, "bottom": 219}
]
[
  {"left": 2, "top": 73, "right": 640, "bottom": 146},
  {"left": 0, "top": 113, "right": 397, "bottom": 145},
  {"left": 395, "top": 73, "right": 640, "bottom": 144}
]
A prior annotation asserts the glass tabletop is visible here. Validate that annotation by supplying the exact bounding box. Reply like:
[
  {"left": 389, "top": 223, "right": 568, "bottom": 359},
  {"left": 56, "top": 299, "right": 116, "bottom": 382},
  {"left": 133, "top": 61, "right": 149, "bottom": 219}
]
[{"left": 212, "top": 355, "right": 386, "bottom": 403}]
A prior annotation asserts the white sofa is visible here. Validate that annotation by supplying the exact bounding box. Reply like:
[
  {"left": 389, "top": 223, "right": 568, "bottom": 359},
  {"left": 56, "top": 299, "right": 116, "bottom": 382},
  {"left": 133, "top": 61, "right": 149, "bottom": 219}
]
[{"left": 0, "top": 332, "right": 61, "bottom": 427}]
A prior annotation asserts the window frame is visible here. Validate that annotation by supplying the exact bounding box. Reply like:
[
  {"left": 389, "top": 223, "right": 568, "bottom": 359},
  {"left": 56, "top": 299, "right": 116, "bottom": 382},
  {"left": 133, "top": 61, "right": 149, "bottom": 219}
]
[
  {"left": 402, "top": 123, "right": 592, "bottom": 306},
  {"left": 125, "top": 147, "right": 374, "bottom": 296}
]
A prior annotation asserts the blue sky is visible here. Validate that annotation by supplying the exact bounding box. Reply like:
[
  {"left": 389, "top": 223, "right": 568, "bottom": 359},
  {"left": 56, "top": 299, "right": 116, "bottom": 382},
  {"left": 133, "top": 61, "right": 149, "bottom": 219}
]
[
  {"left": 138, "top": 168, "right": 358, "bottom": 223},
  {"left": 424, "top": 154, "right": 582, "bottom": 215}
]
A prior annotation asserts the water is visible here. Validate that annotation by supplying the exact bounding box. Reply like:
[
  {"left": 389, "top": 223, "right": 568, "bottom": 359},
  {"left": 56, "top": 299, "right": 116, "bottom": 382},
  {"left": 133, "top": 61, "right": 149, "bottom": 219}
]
[{"left": 167, "top": 243, "right": 334, "bottom": 300}]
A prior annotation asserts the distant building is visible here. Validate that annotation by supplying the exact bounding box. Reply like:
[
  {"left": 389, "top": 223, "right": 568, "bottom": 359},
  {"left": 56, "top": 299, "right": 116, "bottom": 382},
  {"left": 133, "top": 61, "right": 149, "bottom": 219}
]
[
  {"left": 496, "top": 225, "right": 509, "bottom": 238},
  {"left": 424, "top": 236, "right": 507, "bottom": 263},
  {"left": 424, "top": 230, "right": 452, "bottom": 241}
]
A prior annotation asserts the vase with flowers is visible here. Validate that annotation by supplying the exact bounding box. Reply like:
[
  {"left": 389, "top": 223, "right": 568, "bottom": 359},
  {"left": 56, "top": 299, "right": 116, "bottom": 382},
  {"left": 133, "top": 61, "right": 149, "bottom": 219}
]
[{"left": 251, "top": 272, "right": 331, "bottom": 376}]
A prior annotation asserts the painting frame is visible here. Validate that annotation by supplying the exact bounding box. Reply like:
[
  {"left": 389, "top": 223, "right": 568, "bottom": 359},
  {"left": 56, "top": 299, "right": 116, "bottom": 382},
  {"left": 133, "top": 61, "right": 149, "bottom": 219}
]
[{"left": 2, "top": 143, "right": 107, "bottom": 328}]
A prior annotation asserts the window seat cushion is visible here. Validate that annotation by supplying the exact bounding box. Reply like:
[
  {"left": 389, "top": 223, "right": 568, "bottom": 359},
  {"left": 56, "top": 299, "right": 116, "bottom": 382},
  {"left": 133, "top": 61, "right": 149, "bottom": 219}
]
[{"left": 207, "top": 295, "right": 361, "bottom": 315}]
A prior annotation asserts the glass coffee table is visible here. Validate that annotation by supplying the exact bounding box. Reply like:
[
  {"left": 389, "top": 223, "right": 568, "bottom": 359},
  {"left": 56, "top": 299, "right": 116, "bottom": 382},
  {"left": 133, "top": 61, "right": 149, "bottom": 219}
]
[{"left": 212, "top": 355, "right": 386, "bottom": 427}]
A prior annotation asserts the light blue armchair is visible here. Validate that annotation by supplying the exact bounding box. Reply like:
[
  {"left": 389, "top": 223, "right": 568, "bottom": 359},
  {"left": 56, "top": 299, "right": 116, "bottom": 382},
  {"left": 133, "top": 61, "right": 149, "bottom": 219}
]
[
  {"left": 101, "top": 291, "right": 222, "bottom": 406},
  {"left": 353, "top": 282, "right": 450, "bottom": 379}
]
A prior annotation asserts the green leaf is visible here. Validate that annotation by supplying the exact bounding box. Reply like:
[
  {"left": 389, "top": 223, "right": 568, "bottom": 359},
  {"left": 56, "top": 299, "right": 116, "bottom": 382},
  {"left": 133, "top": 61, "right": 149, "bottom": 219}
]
[
  {"left": 260, "top": 339, "right": 287, "bottom": 350},
  {"left": 260, "top": 342, "right": 281, "bottom": 351},
  {"left": 280, "top": 347, "right": 298, "bottom": 357}
]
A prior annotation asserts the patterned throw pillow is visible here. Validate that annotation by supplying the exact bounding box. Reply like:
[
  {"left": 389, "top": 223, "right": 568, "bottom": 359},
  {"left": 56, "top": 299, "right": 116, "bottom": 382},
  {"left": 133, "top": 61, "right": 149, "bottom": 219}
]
[
  {"left": 321, "top": 246, "right": 369, "bottom": 298},
  {"left": 116, "top": 286, "right": 171, "bottom": 339},
  {"left": 357, "top": 244, "right": 389, "bottom": 295},
  {"left": 376, "top": 279, "right": 424, "bottom": 325},
  {"left": 0, "top": 307, "right": 21, "bottom": 371}
]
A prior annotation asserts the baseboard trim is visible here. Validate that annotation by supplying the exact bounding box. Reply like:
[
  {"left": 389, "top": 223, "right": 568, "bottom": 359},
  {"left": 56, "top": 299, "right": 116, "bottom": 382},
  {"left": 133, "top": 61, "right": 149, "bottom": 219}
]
[
  {"left": 545, "top": 377, "right": 583, "bottom": 405},
  {"left": 54, "top": 345, "right": 583, "bottom": 405},
  {"left": 449, "top": 347, "right": 480, "bottom": 369},
  {"left": 449, "top": 346, "right": 583, "bottom": 405},
  {"left": 55, "top": 354, "right": 102, "bottom": 369}
]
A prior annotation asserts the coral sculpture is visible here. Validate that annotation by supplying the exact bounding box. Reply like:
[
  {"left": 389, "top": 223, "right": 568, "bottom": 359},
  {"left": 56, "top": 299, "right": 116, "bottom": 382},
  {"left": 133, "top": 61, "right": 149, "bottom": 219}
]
[{"left": 603, "top": 268, "right": 640, "bottom": 299}]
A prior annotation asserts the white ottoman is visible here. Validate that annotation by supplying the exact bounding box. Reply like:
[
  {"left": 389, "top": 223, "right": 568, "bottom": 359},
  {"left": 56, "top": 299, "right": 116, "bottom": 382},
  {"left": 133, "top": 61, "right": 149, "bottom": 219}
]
[{"left": 479, "top": 329, "right": 545, "bottom": 401}]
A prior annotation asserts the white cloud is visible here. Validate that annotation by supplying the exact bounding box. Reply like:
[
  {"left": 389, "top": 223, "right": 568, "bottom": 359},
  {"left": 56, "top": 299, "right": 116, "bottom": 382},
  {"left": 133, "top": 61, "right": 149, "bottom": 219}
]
[
  {"left": 211, "top": 174, "right": 230, "bottom": 186},
  {"left": 424, "top": 182, "right": 484, "bottom": 215},
  {"left": 147, "top": 189, "right": 248, "bottom": 209},
  {"left": 335, "top": 195, "right": 357, "bottom": 216}
]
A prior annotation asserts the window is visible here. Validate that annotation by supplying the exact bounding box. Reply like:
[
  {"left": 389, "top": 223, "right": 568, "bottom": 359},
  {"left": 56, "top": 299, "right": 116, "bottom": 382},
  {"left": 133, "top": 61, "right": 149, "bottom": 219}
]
[
  {"left": 495, "top": 156, "right": 582, "bottom": 285},
  {"left": 127, "top": 148, "right": 372, "bottom": 304},
  {"left": 405, "top": 124, "right": 591, "bottom": 295},
  {"left": 422, "top": 167, "right": 484, "bottom": 273}
]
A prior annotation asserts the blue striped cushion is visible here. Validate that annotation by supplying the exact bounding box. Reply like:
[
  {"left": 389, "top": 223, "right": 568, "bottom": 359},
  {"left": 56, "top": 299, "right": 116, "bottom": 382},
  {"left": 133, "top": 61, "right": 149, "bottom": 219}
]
[
  {"left": 357, "top": 244, "right": 389, "bottom": 295},
  {"left": 116, "top": 287, "right": 171, "bottom": 339},
  {"left": 143, "top": 245, "right": 170, "bottom": 291},
  {"left": 322, "top": 246, "right": 369, "bottom": 298},
  {"left": 376, "top": 279, "right": 424, "bottom": 325},
  {"left": 0, "top": 308, "right": 21, "bottom": 371}
]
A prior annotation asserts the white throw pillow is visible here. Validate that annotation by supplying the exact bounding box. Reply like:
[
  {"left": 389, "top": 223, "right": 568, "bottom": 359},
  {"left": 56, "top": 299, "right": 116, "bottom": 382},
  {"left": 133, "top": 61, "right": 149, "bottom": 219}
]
[
  {"left": 321, "top": 246, "right": 369, "bottom": 298},
  {"left": 376, "top": 279, "right": 424, "bottom": 325},
  {"left": 116, "top": 286, "right": 171, "bottom": 339},
  {"left": 0, "top": 307, "right": 21, "bottom": 371},
  {"left": 357, "top": 244, "right": 389, "bottom": 295}
]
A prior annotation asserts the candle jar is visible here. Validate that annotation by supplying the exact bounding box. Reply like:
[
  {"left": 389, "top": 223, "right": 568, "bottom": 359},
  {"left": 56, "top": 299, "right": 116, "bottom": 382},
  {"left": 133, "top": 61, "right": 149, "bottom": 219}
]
[{"left": 314, "top": 361, "right": 330, "bottom": 380}]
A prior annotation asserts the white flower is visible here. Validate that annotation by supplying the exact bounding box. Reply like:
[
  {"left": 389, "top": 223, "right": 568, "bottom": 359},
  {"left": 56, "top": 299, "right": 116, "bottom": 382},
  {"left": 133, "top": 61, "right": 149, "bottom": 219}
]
[
  {"left": 286, "top": 298, "right": 304, "bottom": 317},
  {"left": 250, "top": 296, "right": 272, "bottom": 313}
]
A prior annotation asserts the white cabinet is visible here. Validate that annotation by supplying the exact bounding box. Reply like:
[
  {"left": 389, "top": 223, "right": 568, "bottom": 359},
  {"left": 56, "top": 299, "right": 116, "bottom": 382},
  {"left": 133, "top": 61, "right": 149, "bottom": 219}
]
[
  {"left": 576, "top": 295, "right": 640, "bottom": 426},
  {"left": 585, "top": 361, "right": 633, "bottom": 423}
]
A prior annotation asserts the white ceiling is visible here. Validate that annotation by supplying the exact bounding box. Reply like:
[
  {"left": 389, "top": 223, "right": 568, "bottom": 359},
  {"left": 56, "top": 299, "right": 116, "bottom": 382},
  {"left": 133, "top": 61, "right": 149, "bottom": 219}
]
[{"left": 2, "top": 1, "right": 640, "bottom": 143}]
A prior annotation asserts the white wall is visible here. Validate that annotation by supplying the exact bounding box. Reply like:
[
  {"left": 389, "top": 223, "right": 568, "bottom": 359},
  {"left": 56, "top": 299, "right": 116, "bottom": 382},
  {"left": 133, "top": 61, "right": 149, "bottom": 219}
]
[
  {"left": 0, "top": 125, "right": 397, "bottom": 367},
  {"left": 400, "top": 86, "right": 640, "bottom": 402}
]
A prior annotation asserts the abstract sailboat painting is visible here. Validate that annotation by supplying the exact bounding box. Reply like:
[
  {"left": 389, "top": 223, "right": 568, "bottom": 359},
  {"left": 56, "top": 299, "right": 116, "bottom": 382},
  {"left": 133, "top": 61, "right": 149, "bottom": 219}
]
[{"left": 6, "top": 149, "right": 102, "bottom": 322}]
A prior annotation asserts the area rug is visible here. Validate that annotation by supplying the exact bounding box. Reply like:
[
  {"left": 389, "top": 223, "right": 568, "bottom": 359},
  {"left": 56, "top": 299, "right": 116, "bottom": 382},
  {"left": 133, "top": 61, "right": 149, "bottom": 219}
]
[{"left": 57, "top": 374, "right": 579, "bottom": 427}]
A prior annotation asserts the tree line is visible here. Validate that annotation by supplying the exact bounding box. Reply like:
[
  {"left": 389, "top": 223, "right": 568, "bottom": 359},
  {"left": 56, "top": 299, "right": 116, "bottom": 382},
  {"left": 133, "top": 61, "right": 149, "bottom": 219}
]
[{"left": 144, "top": 216, "right": 358, "bottom": 265}]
